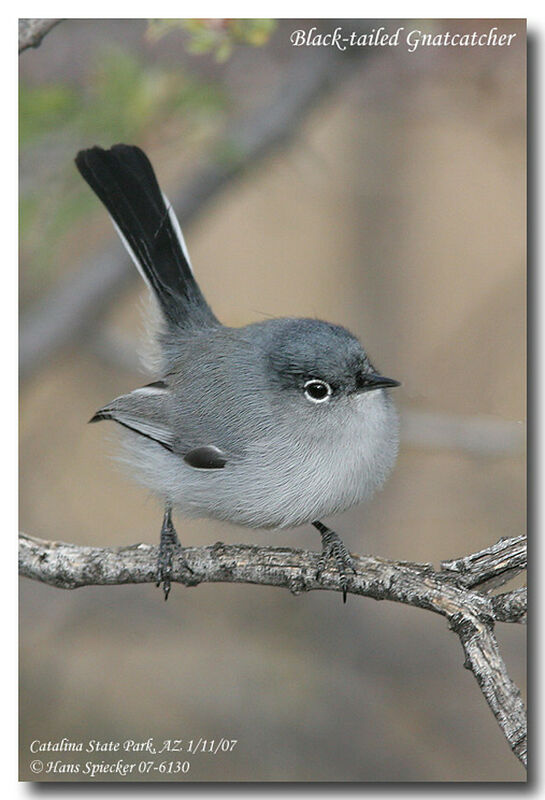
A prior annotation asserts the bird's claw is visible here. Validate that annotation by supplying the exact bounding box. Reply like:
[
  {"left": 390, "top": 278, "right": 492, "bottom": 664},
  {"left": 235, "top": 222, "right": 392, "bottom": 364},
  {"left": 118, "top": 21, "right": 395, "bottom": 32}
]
[
  {"left": 313, "top": 522, "right": 357, "bottom": 603},
  {"left": 156, "top": 505, "right": 192, "bottom": 600}
]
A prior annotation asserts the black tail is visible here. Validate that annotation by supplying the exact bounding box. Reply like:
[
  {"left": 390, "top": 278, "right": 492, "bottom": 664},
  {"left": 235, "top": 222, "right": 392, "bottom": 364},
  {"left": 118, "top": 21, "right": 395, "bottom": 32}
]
[{"left": 75, "top": 144, "right": 218, "bottom": 329}]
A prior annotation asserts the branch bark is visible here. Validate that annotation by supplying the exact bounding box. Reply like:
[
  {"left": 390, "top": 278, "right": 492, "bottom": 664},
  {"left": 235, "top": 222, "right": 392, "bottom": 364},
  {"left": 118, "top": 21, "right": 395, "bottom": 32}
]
[
  {"left": 19, "top": 19, "right": 63, "bottom": 53},
  {"left": 441, "top": 534, "right": 527, "bottom": 591},
  {"left": 19, "top": 531, "right": 527, "bottom": 768}
]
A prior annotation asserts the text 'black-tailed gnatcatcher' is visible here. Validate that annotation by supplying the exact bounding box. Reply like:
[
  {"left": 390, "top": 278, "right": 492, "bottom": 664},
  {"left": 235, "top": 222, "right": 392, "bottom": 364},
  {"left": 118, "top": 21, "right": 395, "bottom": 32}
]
[{"left": 76, "top": 144, "right": 401, "bottom": 601}]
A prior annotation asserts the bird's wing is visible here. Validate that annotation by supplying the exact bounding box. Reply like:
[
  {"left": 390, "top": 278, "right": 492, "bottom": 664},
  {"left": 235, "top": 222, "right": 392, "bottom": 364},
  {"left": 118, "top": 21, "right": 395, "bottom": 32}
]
[
  {"left": 90, "top": 381, "right": 175, "bottom": 452},
  {"left": 90, "top": 381, "right": 228, "bottom": 469}
]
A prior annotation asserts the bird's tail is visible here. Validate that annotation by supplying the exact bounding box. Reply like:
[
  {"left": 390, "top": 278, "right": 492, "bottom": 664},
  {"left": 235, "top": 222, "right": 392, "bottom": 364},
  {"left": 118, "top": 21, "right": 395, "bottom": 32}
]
[{"left": 75, "top": 144, "right": 218, "bottom": 330}]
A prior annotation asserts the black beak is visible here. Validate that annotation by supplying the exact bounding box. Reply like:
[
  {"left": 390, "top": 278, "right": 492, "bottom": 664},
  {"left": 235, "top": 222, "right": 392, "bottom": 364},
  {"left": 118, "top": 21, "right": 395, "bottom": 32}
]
[{"left": 357, "top": 373, "right": 401, "bottom": 393}]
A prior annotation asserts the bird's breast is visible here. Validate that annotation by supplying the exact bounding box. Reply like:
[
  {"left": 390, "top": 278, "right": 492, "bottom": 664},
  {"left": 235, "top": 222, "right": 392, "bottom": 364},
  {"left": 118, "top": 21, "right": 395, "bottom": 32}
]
[{"left": 229, "top": 390, "right": 399, "bottom": 528}]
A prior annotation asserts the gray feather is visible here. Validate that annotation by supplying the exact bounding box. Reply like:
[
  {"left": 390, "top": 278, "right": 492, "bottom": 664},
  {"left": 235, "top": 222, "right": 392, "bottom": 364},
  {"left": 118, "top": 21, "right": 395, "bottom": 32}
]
[
  {"left": 90, "top": 385, "right": 175, "bottom": 452},
  {"left": 108, "top": 319, "right": 399, "bottom": 528}
]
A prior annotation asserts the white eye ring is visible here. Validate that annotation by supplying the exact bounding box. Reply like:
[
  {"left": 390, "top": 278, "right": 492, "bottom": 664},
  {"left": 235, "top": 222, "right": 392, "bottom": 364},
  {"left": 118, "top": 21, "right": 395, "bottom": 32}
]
[{"left": 304, "top": 379, "right": 332, "bottom": 404}]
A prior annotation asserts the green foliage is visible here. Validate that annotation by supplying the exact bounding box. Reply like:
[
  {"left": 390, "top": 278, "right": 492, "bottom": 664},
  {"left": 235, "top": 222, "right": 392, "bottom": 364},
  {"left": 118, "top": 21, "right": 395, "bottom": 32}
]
[
  {"left": 20, "top": 43, "right": 227, "bottom": 148},
  {"left": 79, "top": 47, "right": 222, "bottom": 141},
  {"left": 148, "top": 19, "right": 277, "bottom": 62},
  {"left": 19, "top": 44, "right": 228, "bottom": 302},
  {"left": 20, "top": 20, "right": 279, "bottom": 300},
  {"left": 19, "top": 84, "right": 81, "bottom": 144}
]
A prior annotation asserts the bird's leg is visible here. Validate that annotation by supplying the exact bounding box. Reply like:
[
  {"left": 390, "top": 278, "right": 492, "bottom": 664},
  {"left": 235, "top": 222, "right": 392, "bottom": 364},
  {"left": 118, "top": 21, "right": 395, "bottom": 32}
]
[
  {"left": 312, "top": 521, "right": 357, "bottom": 603},
  {"left": 156, "top": 503, "right": 192, "bottom": 600}
]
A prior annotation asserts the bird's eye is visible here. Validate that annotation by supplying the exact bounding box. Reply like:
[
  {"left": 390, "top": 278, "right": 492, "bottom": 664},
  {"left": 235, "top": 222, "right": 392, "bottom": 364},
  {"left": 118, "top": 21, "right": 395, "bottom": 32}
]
[{"left": 304, "top": 379, "right": 332, "bottom": 403}]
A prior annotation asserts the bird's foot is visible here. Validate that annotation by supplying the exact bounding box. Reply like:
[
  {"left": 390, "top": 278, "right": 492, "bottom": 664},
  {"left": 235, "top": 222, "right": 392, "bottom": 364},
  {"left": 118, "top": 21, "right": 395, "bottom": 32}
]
[
  {"left": 156, "top": 505, "right": 192, "bottom": 600},
  {"left": 313, "top": 521, "right": 357, "bottom": 603}
]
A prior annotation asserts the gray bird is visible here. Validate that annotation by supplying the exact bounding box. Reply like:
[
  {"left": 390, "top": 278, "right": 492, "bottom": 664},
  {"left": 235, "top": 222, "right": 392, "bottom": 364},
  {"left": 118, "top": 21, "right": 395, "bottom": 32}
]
[{"left": 75, "top": 144, "right": 400, "bottom": 601}]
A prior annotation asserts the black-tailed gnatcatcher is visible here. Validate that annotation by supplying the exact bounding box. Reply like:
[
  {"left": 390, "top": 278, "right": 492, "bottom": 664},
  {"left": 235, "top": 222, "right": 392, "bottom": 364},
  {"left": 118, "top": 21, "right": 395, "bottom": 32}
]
[{"left": 75, "top": 144, "right": 400, "bottom": 601}]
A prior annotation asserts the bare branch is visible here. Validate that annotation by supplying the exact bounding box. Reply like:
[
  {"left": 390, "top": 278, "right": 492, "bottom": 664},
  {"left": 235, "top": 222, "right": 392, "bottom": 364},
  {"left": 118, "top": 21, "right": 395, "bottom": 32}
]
[
  {"left": 402, "top": 409, "right": 525, "bottom": 457},
  {"left": 454, "top": 616, "right": 527, "bottom": 765},
  {"left": 491, "top": 588, "right": 527, "bottom": 624},
  {"left": 19, "top": 531, "right": 527, "bottom": 767},
  {"left": 19, "top": 18, "right": 62, "bottom": 53},
  {"left": 440, "top": 534, "right": 527, "bottom": 591}
]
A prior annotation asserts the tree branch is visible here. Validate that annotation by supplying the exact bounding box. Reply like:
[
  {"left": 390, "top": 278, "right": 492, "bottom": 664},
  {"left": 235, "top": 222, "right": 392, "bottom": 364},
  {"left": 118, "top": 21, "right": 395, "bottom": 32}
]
[
  {"left": 441, "top": 534, "right": 527, "bottom": 591},
  {"left": 19, "top": 531, "right": 527, "bottom": 768},
  {"left": 490, "top": 588, "right": 527, "bottom": 624},
  {"left": 19, "top": 18, "right": 63, "bottom": 53}
]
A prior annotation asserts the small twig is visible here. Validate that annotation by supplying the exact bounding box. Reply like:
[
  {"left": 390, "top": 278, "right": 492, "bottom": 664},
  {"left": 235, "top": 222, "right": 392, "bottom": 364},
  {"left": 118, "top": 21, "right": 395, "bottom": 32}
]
[
  {"left": 19, "top": 18, "right": 63, "bottom": 53},
  {"left": 440, "top": 534, "right": 527, "bottom": 591},
  {"left": 491, "top": 588, "right": 527, "bottom": 624},
  {"left": 19, "top": 532, "right": 527, "bottom": 767}
]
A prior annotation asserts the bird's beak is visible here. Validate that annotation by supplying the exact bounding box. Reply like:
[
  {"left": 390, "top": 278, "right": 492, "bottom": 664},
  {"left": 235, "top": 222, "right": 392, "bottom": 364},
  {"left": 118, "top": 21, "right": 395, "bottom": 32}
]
[{"left": 358, "top": 373, "right": 401, "bottom": 393}]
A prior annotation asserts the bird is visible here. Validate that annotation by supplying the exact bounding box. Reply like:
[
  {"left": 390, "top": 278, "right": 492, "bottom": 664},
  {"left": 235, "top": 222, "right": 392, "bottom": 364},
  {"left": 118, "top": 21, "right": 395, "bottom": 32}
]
[{"left": 75, "top": 143, "right": 400, "bottom": 601}]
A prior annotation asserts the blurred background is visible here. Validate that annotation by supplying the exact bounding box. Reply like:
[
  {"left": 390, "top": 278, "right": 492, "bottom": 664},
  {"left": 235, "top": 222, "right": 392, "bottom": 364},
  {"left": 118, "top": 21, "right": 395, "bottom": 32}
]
[{"left": 19, "top": 19, "right": 526, "bottom": 782}]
